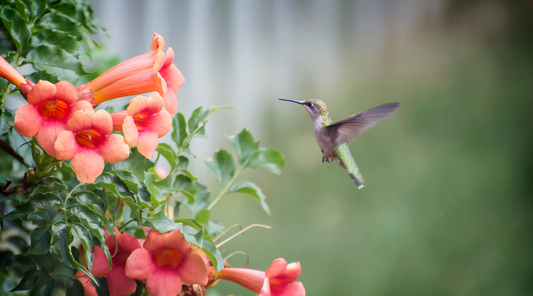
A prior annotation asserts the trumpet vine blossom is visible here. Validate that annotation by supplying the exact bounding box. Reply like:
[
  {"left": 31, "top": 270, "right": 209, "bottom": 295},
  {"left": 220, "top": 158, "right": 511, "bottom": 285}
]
[
  {"left": 110, "top": 93, "right": 171, "bottom": 159},
  {"left": 91, "top": 231, "right": 141, "bottom": 296},
  {"left": 14, "top": 80, "right": 92, "bottom": 156},
  {"left": 125, "top": 229, "right": 209, "bottom": 296},
  {"left": 53, "top": 108, "right": 130, "bottom": 183}
]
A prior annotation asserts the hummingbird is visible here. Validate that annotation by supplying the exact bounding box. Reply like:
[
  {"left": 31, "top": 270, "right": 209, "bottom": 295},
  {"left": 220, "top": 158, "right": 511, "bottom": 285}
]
[{"left": 279, "top": 99, "right": 400, "bottom": 189}]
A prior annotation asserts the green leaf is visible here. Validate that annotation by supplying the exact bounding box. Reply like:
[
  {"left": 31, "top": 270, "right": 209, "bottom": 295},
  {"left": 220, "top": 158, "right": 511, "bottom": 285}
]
[
  {"left": 26, "top": 45, "right": 85, "bottom": 83},
  {"left": 228, "top": 181, "right": 271, "bottom": 215},
  {"left": 0, "top": 107, "right": 14, "bottom": 137},
  {"left": 10, "top": 269, "right": 39, "bottom": 291},
  {"left": 147, "top": 208, "right": 180, "bottom": 233},
  {"left": 95, "top": 173, "right": 140, "bottom": 211},
  {"left": 91, "top": 277, "right": 109, "bottom": 296},
  {"left": 134, "top": 228, "right": 146, "bottom": 239},
  {"left": 0, "top": 6, "right": 30, "bottom": 51},
  {"left": 14, "top": 0, "right": 28, "bottom": 21},
  {"left": 6, "top": 192, "right": 61, "bottom": 220},
  {"left": 30, "top": 253, "right": 55, "bottom": 273},
  {"left": 66, "top": 279, "right": 84, "bottom": 296},
  {"left": 195, "top": 209, "right": 210, "bottom": 225},
  {"left": 181, "top": 227, "right": 224, "bottom": 273},
  {"left": 106, "top": 148, "right": 154, "bottom": 181},
  {"left": 188, "top": 106, "right": 237, "bottom": 133},
  {"left": 37, "top": 11, "right": 81, "bottom": 39},
  {"left": 51, "top": 221, "right": 97, "bottom": 284},
  {"left": 245, "top": 148, "right": 285, "bottom": 175},
  {"left": 29, "top": 273, "right": 54, "bottom": 296},
  {"left": 70, "top": 206, "right": 105, "bottom": 245},
  {"left": 72, "top": 190, "right": 107, "bottom": 220},
  {"left": 183, "top": 182, "right": 210, "bottom": 216},
  {"left": 31, "top": 28, "right": 78, "bottom": 52},
  {"left": 71, "top": 222, "right": 95, "bottom": 272},
  {"left": 225, "top": 129, "right": 260, "bottom": 165},
  {"left": 32, "top": 177, "right": 68, "bottom": 194},
  {"left": 111, "top": 170, "right": 140, "bottom": 194},
  {"left": 27, "top": 70, "right": 59, "bottom": 84},
  {"left": 176, "top": 156, "right": 189, "bottom": 170},
  {"left": 205, "top": 150, "right": 236, "bottom": 187},
  {"left": 5, "top": 255, "right": 36, "bottom": 269},
  {"left": 171, "top": 113, "right": 188, "bottom": 150},
  {"left": 27, "top": 227, "right": 51, "bottom": 255},
  {"left": 207, "top": 221, "right": 226, "bottom": 237},
  {"left": 30, "top": 0, "right": 47, "bottom": 20},
  {"left": 144, "top": 172, "right": 161, "bottom": 209},
  {"left": 156, "top": 143, "right": 176, "bottom": 172}
]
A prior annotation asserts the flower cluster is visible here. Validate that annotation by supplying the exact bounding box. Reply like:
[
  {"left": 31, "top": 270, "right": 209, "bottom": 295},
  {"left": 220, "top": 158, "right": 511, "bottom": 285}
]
[
  {"left": 2, "top": 33, "right": 183, "bottom": 183},
  {"left": 77, "top": 228, "right": 305, "bottom": 296}
]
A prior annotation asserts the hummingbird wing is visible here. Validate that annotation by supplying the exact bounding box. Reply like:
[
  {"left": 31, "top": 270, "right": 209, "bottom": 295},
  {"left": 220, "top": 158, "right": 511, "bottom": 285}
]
[{"left": 321, "top": 102, "right": 400, "bottom": 147}]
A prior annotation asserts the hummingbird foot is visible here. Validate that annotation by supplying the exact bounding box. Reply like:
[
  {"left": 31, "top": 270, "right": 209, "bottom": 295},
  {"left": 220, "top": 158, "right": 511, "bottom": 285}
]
[{"left": 322, "top": 156, "right": 332, "bottom": 163}]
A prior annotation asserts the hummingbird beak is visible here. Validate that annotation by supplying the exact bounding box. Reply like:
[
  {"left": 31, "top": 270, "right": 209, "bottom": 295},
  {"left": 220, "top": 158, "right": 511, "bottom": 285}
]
[{"left": 278, "top": 98, "right": 305, "bottom": 104}]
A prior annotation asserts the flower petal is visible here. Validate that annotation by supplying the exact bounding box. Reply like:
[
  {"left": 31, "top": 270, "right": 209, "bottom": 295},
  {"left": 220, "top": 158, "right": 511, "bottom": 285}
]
[
  {"left": 162, "top": 88, "right": 177, "bottom": 116},
  {"left": 54, "top": 131, "right": 77, "bottom": 160},
  {"left": 110, "top": 110, "right": 128, "bottom": 132},
  {"left": 160, "top": 49, "right": 184, "bottom": 95},
  {"left": 216, "top": 268, "right": 266, "bottom": 293},
  {"left": 54, "top": 81, "right": 77, "bottom": 105},
  {"left": 144, "top": 229, "right": 191, "bottom": 255},
  {"left": 68, "top": 101, "right": 93, "bottom": 122},
  {"left": 91, "top": 245, "right": 110, "bottom": 277},
  {"left": 37, "top": 119, "right": 67, "bottom": 156},
  {"left": 259, "top": 278, "right": 272, "bottom": 296},
  {"left": 107, "top": 264, "right": 137, "bottom": 296},
  {"left": 71, "top": 147, "right": 105, "bottom": 183},
  {"left": 76, "top": 270, "right": 98, "bottom": 296},
  {"left": 150, "top": 33, "right": 165, "bottom": 52},
  {"left": 125, "top": 248, "right": 155, "bottom": 281},
  {"left": 99, "top": 133, "right": 130, "bottom": 163},
  {"left": 27, "top": 80, "right": 56, "bottom": 106},
  {"left": 145, "top": 92, "right": 164, "bottom": 114},
  {"left": 279, "top": 282, "right": 306, "bottom": 296},
  {"left": 92, "top": 110, "right": 113, "bottom": 135},
  {"left": 116, "top": 233, "right": 142, "bottom": 254},
  {"left": 145, "top": 268, "right": 182, "bottom": 296},
  {"left": 265, "top": 258, "right": 287, "bottom": 279},
  {"left": 177, "top": 253, "right": 208, "bottom": 285},
  {"left": 122, "top": 116, "right": 139, "bottom": 146},
  {"left": 136, "top": 130, "right": 159, "bottom": 159},
  {"left": 149, "top": 110, "right": 171, "bottom": 138},
  {"left": 0, "top": 56, "right": 25, "bottom": 88},
  {"left": 67, "top": 109, "right": 95, "bottom": 133},
  {"left": 282, "top": 262, "right": 302, "bottom": 283},
  {"left": 14, "top": 104, "right": 42, "bottom": 137}
]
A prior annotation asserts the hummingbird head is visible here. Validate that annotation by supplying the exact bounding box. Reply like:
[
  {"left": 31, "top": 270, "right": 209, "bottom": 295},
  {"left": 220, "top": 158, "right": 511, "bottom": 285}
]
[{"left": 278, "top": 99, "right": 328, "bottom": 121}]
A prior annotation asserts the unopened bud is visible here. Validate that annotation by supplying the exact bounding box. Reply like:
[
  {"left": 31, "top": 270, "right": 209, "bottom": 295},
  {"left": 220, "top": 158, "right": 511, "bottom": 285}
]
[
  {"left": 52, "top": 166, "right": 57, "bottom": 171},
  {"left": 28, "top": 167, "right": 35, "bottom": 174},
  {"left": 58, "top": 161, "right": 62, "bottom": 168},
  {"left": 35, "top": 149, "right": 41, "bottom": 155}
]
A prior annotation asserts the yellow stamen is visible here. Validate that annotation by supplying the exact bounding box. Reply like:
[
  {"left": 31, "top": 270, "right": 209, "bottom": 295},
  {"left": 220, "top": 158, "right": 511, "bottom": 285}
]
[{"left": 75, "top": 129, "right": 103, "bottom": 148}]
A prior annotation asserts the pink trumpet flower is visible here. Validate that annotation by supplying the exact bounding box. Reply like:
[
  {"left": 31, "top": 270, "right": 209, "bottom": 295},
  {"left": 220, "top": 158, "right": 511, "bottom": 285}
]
[
  {"left": 91, "top": 231, "right": 141, "bottom": 296},
  {"left": 110, "top": 93, "right": 171, "bottom": 159},
  {"left": 209, "top": 258, "right": 305, "bottom": 296},
  {"left": 54, "top": 108, "right": 130, "bottom": 183},
  {"left": 0, "top": 56, "right": 25, "bottom": 88},
  {"left": 14, "top": 80, "right": 92, "bottom": 156},
  {"left": 125, "top": 229, "right": 209, "bottom": 296},
  {"left": 77, "top": 33, "right": 184, "bottom": 115}
]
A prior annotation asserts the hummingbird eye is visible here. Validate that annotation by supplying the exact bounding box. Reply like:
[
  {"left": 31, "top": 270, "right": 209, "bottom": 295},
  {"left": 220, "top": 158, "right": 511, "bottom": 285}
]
[{"left": 307, "top": 102, "right": 313, "bottom": 107}]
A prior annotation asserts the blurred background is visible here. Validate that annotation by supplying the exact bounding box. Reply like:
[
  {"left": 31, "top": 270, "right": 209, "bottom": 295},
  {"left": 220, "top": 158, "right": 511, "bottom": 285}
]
[{"left": 91, "top": 0, "right": 533, "bottom": 295}]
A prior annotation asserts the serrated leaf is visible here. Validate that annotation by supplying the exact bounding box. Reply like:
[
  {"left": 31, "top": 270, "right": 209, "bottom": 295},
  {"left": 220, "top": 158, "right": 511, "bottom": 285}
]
[
  {"left": 27, "top": 227, "right": 51, "bottom": 255},
  {"left": 30, "top": 0, "right": 47, "bottom": 19},
  {"left": 245, "top": 148, "right": 285, "bottom": 175},
  {"left": 37, "top": 11, "right": 81, "bottom": 39},
  {"left": 156, "top": 143, "right": 176, "bottom": 172},
  {"left": 106, "top": 148, "right": 154, "bottom": 181},
  {"left": 144, "top": 172, "right": 160, "bottom": 209},
  {"left": 111, "top": 170, "right": 140, "bottom": 194},
  {"left": 51, "top": 221, "right": 97, "bottom": 284},
  {"left": 70, "top": 206, "right": 105, "bottom": 245},
  {"left": 31, "top": 28, "right": 78, "bottom": 52},
  {"left": 10, "top": 269, "right": 39, "bottom": 291},
  {"left": 27, "top": 70, "right": 59, "bottom": 84},
  {"left": 0, "top": 25, "right": 16, "bottom": 57},
  {"left": 71, "top": 222, "right": 94, "bottom": 272},
  {"left": 0, "top": 6, "right": 31, "bottom": 51},
  {"left": 205, "top": 150, "right": 235, "bottom": 187},
  {"left": 4, "top": 255, "right": 36, "bottom": 269},
  {"left": 72, "top": 191, "right": 107, "bottom": 219},
  {"left": 30, "top": 253, "right": 55, "bottom": 273},
  {"left": 14, "top": 0, "right": 28, "bottom": 21},
  {"left": 6, "top": 192, "right": 61, "bottom": 220},
  {"left": 26, "top": 44, "right": 85, "bottom": 83},
  {"left": 228, "top": 181, "right": 271, "bottom": 215},
  {"left": 0, "top": 107, "right": 14, "bottom": 136},
  {"left": 32, "top": 177, "right": 68, "bottom": 194},
  {"left": 95, "top": 173, "right": 140, "bottom": 211},
  {"left": 171, "top": 112, "right": 188, "bottom": 150},
  {"left": 176, "top": 156, "right": 189, "bottom": 170},
  {"left": 225, "top": 129, "right": 259, "bottom": 165},
  {"left": 207, "top": 221, "right": 226, "bottom": 237},
  {"left": 195, "top": 209, "right": 210, "bottom": 225}
]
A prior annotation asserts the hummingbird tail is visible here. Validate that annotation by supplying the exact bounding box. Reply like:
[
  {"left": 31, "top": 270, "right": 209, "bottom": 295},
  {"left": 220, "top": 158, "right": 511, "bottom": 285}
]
[{"left": 350, "top": 173, "right": 365, "bottom": 189}]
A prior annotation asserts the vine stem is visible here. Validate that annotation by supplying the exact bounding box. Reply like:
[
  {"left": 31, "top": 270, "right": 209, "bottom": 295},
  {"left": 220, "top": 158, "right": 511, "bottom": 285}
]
[
  {"left": 207, "top": 165, "right": 243, "bottom": 210},
  {"left": 118, "top": 218, "right": 136, "bottom": 231},
  {"left": 68, "top": 182, "right": 85, "bottom": 196}
]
